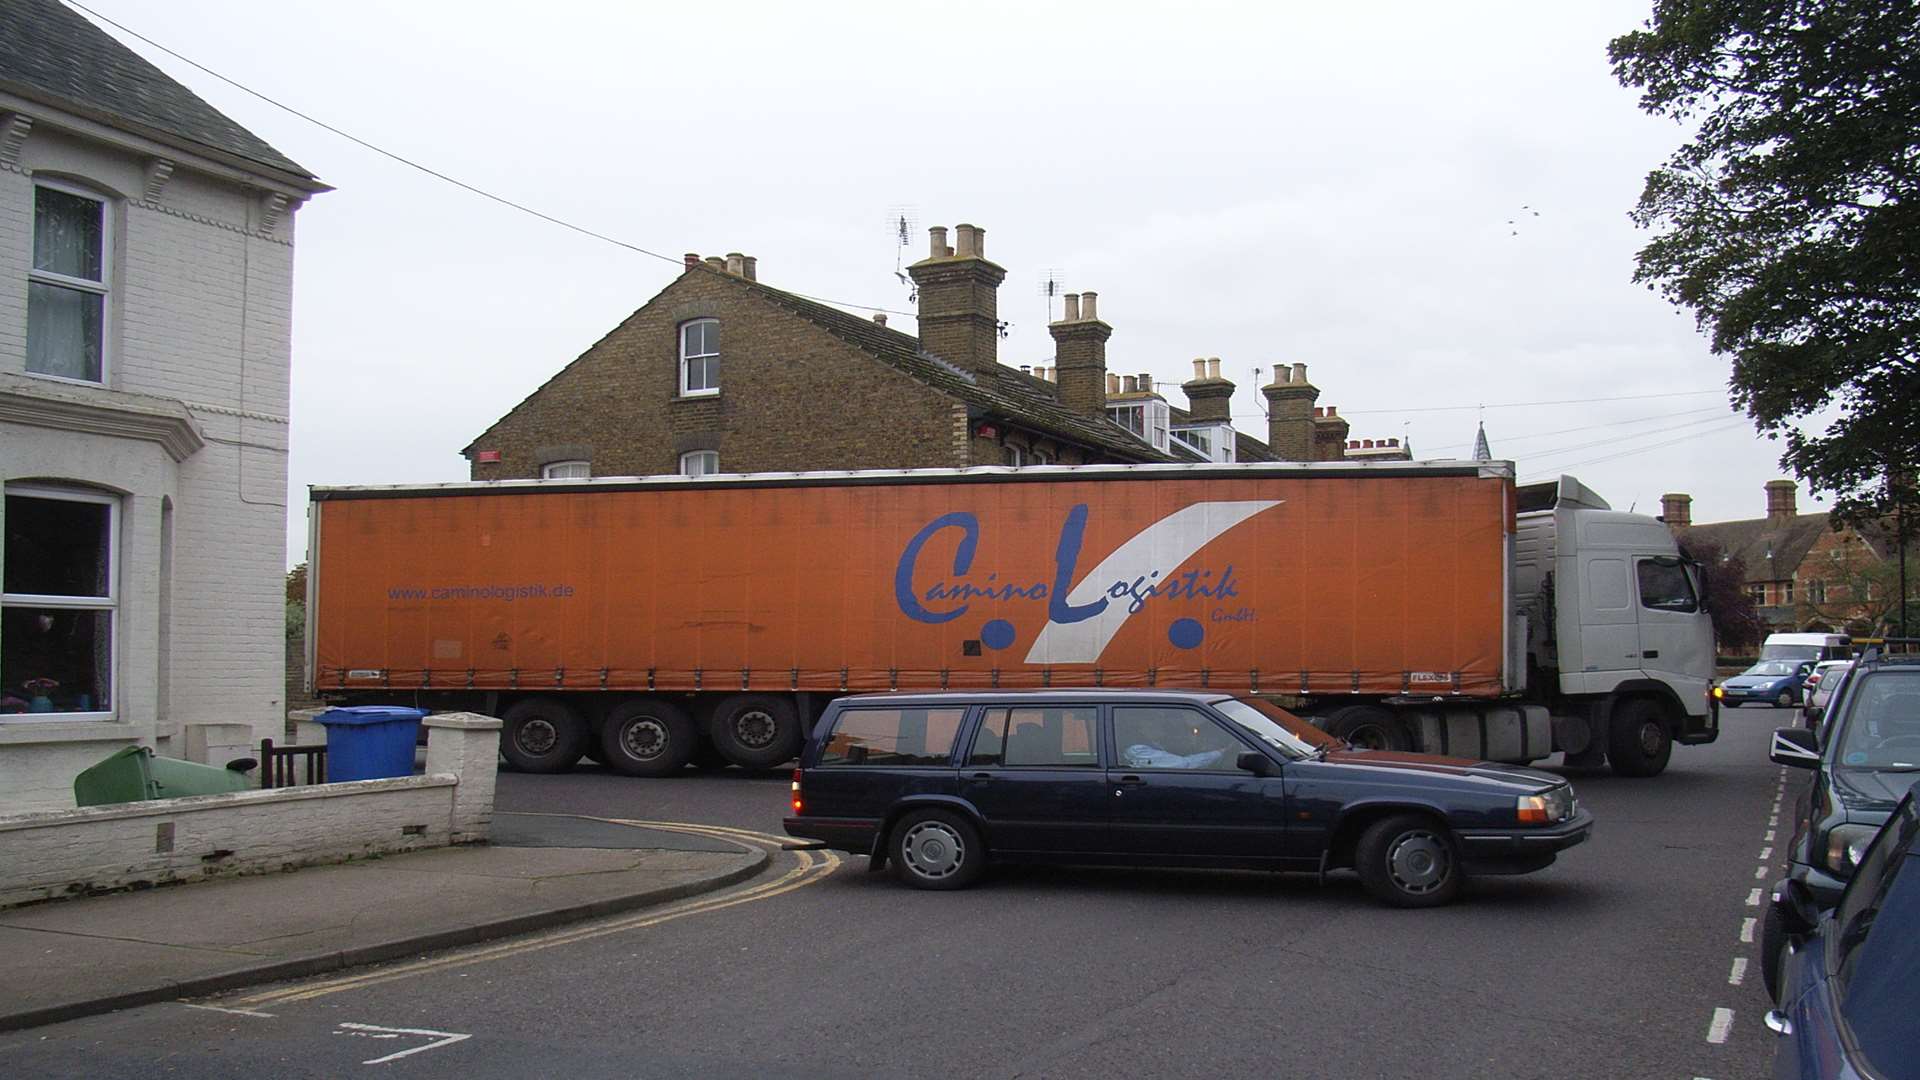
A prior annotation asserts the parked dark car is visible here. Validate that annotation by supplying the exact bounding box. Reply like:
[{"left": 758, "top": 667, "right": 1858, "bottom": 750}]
[
  {"left": 783, "top": 691, "right": 1592, "bottom": 907},
  {"left": 1766, "top": 789, "right": 1920, "bottom": 1079},
  {"left": 1721, "top": 659, "right": 1816, "bottom": 708},
  {"left": 1764, "top": 641, "right": 1920, "bottom": 999}
]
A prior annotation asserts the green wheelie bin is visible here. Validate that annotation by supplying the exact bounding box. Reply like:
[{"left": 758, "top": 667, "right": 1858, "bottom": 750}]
[{"left": 73, "top": 745, "right": 254, "bottom": 807}]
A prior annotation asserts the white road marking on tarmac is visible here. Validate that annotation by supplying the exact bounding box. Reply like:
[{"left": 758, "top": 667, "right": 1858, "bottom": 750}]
[
  {"left": 1741, "top": 918, "right": 1757, "bottom": 943},
  {"left": 1756, "top": 866, "right": 1769, "bottom": 879},
  {"left": 1747, "top": 888, "right": 1764, "bottom": 906},
  {"left": 1766, "top": 830, "right": 1775, "bottom": 842},
  {"left": 1769, "top": 815, "right": 1779, "bottom": 826},
  {"left": 1760, "top": 846, "right": 1772, "bottom": 860},
  {"left": 335, "top": 1023, "right": 471, "bottom": 1065},
  {"left": 178, "top": 1003, "right": 274, "bottom": 1018},
  {"left": 1729, "top": 958, "right": 1748, "bottom": 985},
  {"left": 1707, "top": 1008, "right": 1734, "bottom": 1044}
]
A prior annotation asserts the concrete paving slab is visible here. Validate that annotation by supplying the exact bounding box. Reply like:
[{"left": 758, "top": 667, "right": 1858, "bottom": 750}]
[{"left": 0, "top": 815, "right": 769, "bottom": 1033}]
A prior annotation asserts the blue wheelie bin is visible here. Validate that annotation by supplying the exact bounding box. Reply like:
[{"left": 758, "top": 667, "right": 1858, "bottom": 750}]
[{"left": 315, "top": 706, "right": 426, "bottom": 781}]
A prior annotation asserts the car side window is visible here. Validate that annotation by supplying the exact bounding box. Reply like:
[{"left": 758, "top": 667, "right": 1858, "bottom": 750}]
[
  {"left": 821, "top": 707, "right": 967, "bottom": 766},
  {"left": 1112, "top": 706, "right": 1246, "bottom": 770},
  {"left": 968, "top": 707, "right": 1099, "bottom": 768}
]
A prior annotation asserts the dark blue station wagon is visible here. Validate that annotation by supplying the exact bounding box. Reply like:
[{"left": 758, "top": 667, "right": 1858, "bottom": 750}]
[{"left": 783, "top": 691, "right": 1593, "bottom": 907}]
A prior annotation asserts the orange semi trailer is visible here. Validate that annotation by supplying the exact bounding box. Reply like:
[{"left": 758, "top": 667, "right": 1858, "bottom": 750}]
[{"left": 308, "top": 461, "right": 1717, "bottom": 777}]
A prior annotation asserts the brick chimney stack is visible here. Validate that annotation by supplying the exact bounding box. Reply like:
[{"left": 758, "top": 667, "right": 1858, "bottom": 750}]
[
  {"left": 1661, "top": 493, "right": 1692, "bottom": 529},
  {"left": 1311, "top": 404, "right": 1350, "bottom": 460},
  {"left": 1181, "top": 357, "right": 1234, "bottom": 423},
  {"left": 907, "top": 222, "right": 1007, "bottom": 375},
  {"left": 1261, "top": 363, "right": 1319, "bottom": 461},
  {"left": 1050, "top": 290, "right": 1111, "bottom": 418},
  {"left": 1766, "top": 480, "right": 1798, "bottom": 524}
]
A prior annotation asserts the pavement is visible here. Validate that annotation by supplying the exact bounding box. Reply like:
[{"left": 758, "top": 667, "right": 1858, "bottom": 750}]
[{"left": 0, "top": 812, "right": 770, "bottom": 1033}]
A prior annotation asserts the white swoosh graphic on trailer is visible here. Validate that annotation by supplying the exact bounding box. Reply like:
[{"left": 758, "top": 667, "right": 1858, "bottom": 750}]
[{"left": 1023, "top": 500, "right": 1282, "bottom": 665}]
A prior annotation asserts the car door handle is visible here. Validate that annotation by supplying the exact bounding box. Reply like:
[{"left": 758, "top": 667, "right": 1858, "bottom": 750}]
[
  {"left": 967, "top": 771, "right": 994, "bottom": 781},
  {"left": 1114, "top": 774, "right": 1146, "bottom": 786},
  {"left": 1643, "top": 649, "right": 1659, "bottom": 659}
]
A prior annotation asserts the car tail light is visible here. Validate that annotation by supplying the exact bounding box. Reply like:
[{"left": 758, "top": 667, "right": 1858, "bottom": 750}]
[{"left": 791, "top": 768, "right": 803, "bottom": 814}]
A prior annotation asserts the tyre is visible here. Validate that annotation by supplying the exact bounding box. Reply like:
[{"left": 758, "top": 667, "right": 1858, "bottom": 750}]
[
  {"left": 500, "top": 697, "right": 588, "bottom": 773},
  {"left": 889, "top": 809, "right": 986, "bottom": 891},
  {"left": 1775, "top": 690, "right": 1794, "bottom": 709},
  {"left": 1354, "top": 813, "right": 1461, "bottom": 907},
  {"left": 1761, "top": 899, "right": 1788, "bottom": 1005},
  {"left": 1607, "top": 698, "right": 1674, "bottom": 777},
  {"left": 1325, "top": 705, "right": 1411, "bottom": 752},
  {"left": 599, "top": 698, "right": 696, "bottom": 777},
  {"left": 708, "top": 694, "right": 802, "bottom": 769}
]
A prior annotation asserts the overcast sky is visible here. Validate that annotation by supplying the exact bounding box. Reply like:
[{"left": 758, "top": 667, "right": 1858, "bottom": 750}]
[{"left": 78, "top": 0, "right": 1836, "bottom": 568}]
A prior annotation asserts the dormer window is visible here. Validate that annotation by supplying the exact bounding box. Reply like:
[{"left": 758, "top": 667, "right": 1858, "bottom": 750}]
[
  {"left": 1107, "top": 399, "right": 1170, "bottom": 453},
  {"left": 1171, "top": 423, "right": 1236, "bottom": 463},
  {"left": 541, "top": 460, "right": 590, "bottom": 479},
  {"left": 680, "top": 319, "right": 719, "bottom": 396},
  {"left": 27, "top": 182, "right": 110, "bottom": 384}
]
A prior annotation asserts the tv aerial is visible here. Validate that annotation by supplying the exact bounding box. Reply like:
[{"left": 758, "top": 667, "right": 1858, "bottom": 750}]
[
  {"left": 1037, "top": 268, "right": 1064, "bottom": 324},
  {"left": 887, "top": 205, "right": 918, "bottom": 301}
]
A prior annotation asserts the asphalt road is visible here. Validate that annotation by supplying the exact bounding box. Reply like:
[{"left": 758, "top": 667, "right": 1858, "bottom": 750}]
[{"left": 0, "top": 707, "right": 1797, "bottom": 1079}]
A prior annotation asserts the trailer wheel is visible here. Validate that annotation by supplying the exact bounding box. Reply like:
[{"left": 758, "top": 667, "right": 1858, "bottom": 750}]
[
  {"left": 500, "top": 697, "right": 588, "bottom": 773},
  {"left": 709, "top": 694, "right": 802, "bottom": 770},
  {"left": 600, "top": 698, "right": 696, "bottom": 777},
  {"left": 1325, "top": 705, "right": 1410, "bottom": 752},
  {"left": 1607, "top": 698, "right": 1673, "bottom": 777}
]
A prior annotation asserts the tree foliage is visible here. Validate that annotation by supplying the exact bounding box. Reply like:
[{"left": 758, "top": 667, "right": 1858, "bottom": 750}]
[
  {"left": 1610, "top": 1, "right": 1920, "bottom": 522},
  {"left": 1677, "top": 535, "right": 1768, "bottom": 648}
]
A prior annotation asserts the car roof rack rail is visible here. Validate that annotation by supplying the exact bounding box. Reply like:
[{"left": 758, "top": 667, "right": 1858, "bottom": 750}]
[{"left": 1853, "top": 637, "right": 1920, "bottom": 663}]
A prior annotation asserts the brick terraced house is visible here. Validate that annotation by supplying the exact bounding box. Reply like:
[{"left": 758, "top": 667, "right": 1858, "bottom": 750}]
[
  {"left": 466, "top": 224, "right": 1371, "bottom": 480},
  {"left": 0, "top": 0, "right": 327, "bottom": 810}
]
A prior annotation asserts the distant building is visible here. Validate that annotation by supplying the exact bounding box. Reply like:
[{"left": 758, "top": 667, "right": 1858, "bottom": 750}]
[
  {"left": 465, "top": 225, "right": 1385, "bottom": 479},
  {"left": 1665, "top": 482, "right": 1910, "bottom": 637},
  {"left": 0, "top": 0, "right": 327, "bottom": 809}
]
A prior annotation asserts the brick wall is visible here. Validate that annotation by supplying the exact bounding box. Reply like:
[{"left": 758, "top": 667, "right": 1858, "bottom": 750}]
[{"left": 468, "top": 272, "right": 964, "bottom": 479}]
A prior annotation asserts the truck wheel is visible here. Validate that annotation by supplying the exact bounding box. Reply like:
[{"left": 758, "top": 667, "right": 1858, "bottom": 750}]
[
  {"left": 890, "top": 809, "right": 986, "bottom": 891},
  {"left": 1607, "top": 698, "right": 1673, "bottom": 777},
  {"left": 500, "top": 697, "right": 588, "bottom": 773},
  {"left": 1355, "top": 813, "right": 1461, "bottom": 907},
  {"left": 600, "top": 698, "right": 696, "bottom": 777},
  {"left": 709, "top": 694, "right": 802, "bottom": 770},
  {"left": 1325, "top": 705, "right": 1410, "bottom": 752}
]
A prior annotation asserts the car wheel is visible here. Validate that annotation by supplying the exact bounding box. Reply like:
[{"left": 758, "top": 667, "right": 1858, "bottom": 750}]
[
  {"left": 1607, "top": 698, "right": 1673, "bottom": 777},
  {"left": 1325, "top": 705, "right": 1411, "bottom": 752},
  {"left": 599, "top": 698, "right": 696, "bottom": 777},
  {"left": 500, "top": 697, "right": 588, "bottom": 773},
  {"left": 1355, "top": 813, "right": 1461, "bottom": 907},
  {"left": 889, "top": 809, "right": 986, "bottom": 891},
  {"left": 1775, "top": 690, "right": 1794, "bottom": 709},
  {"left": 1761, "top": 900, "right": 1788, "bottom": 1005},
  {"left": 709, "top": 694, "right": 802, "bottom": 770}
]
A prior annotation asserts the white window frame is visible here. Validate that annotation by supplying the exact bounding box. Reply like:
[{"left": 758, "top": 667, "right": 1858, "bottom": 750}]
[
  {"left": 541, "top": 460, "right": 591, "bottom": 479},
  {"left": 679, "top": 450, "right": 720, "bottom": 477},
  {"left": 679, "top": 319, "right": 720, "bottom": 397},
  {"left": 1005, "top": 444, "right": 1026, "bottom": 467},
  {"left": 2, "top": 484, "right": 118, "bottom": 723},
  {"left": 26, "top": 179, "right": 112, "bottom": 386},
  {"left": 1107, "top": 400, "right": 1170, "bottom": 452}
]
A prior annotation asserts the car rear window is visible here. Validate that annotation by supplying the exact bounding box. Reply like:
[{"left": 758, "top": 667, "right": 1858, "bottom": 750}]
[{"left": 821, "top": 707, "right": 967, "bottom": 767}]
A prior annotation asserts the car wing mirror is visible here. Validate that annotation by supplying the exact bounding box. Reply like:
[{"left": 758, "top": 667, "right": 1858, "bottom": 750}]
[
  {"left": 1236, "top": 751, "right": 1276, "bottom": 777},
  {"left": 1770, "top": 727, "right": 1821, "bottom": 769}
]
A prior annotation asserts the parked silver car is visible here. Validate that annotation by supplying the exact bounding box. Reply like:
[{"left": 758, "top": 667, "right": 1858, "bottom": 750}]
[{"left": 1801, "top": 660, "right": 1853, "bottom": 729}]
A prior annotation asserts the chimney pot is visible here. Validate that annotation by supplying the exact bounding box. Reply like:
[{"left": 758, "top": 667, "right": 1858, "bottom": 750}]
[
  {"left": 740, "top": 255, "right": 756, "bottom": 281},
  {"left": 928, "top": 226, "right": 948, "bottom": 257},
  {"left": 1348, "top": 440, "right": 1360, "bottom": 449},
  {"left": 954, "top": 223, "right": 978, "bottom": 258},
  {"left": 1326, "top": 406, "right": 1337, "bottom": 417},
  {"left": 1364, "top": 439, "right": 1375, "bottom": 448},
  {"left": 1275, "top": 366, "right": 1290, "bottom": 385},
  {"left": 1107, "top": 373, "right": 1121, "bottom": 394},
  {"left": 683, "top": 252, "right": 699, "bottom": 269},
  {"left": 1137, "top": 372, "right": 1152, "bottom": 393},
  {"left": 974, "top": 226, "right": 986, "bottom": 258},
  {"left": 1122, "top": 375, "right": 1137, "bottom": 393},
  {"left": 1291, "top": 362, "right": 1308, "bottom": 385},
  {"left": 872, "top": 313, "right": 887, "bottom": 326},
  {"left": 1312, "top": 407, "right": 1323, "bottom": 418},
  {"left": 1082, "top": 291, "right": 1098, "bottom": 321},
  {"left": 1063, "top": 293, "right": 1081, "bottom": 321},
  {"left": 1208, "top": 357, "right": 1221, "bottom": 379},
  {"left": 703, "top": 256, "right": 726, "bottom": 271},
  {"left": 1192, "top": 359, "right": 1207, "bottom": 380},
  {"left": 1021, "top": 365, "right": 1032, "bottom": 376},
  {"left": 1387, "top": 438, "right": 1398, "bottom": 447},
  {"left": 725, "top": 253, "right": 745, "bottom": 275}
]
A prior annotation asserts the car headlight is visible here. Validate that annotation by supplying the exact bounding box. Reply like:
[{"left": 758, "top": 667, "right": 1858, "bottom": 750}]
[
  {"left": 1825, "top": 824, "right": 1878, "bottom": 875},
  {"left": 1517, "top": 786, "right": 1573, "bottom": 825}
]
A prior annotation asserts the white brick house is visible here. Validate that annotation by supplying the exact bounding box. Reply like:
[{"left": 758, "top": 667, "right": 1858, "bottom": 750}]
[{"left": 0, "top": 0, "right": 327, "bottom": 810}]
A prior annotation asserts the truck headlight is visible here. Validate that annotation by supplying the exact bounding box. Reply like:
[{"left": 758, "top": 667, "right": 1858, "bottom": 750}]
[
  {"left": 1517, "top": 787, "right": 1573, "bottom": 825},
  {"left": 1825, "top": 824, "right": 1877, "bottom": 875}
]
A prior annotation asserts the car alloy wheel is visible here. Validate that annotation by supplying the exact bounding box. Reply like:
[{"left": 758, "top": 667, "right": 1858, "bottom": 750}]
[{"left": 1387, "top": 830, "right": 1452, "bottom": 895}]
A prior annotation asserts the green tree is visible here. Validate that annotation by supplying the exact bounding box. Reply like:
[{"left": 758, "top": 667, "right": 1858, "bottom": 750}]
[
  {"left": 1609, "top": 2, "right": 1920, "bottom": 522},
  {"left": 1677, "top": 535, "right": 1768, "bottom": 649}
]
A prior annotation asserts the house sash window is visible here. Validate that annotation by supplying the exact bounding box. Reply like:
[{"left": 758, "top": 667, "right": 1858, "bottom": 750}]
[
  {"left": 679, "top": 450, "right": 719, "bottom": 477},
  {"left": 542, "top": 460, "right": 590, "bottom": 479},
  {"left": 2, "top": 486, "right": 117, "bottom": 721},
  {"left": 680, "top": 319, "right": 719, "bottom": 396},
  {"left": 27, "top": 182, "right": 110, "bottom": 384}
]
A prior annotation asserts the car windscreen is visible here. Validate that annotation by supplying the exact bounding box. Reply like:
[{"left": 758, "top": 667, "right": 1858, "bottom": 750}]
[
  {"left": 1761, "top": 644, "right": 1824, "bottom": 662},
  {"left": 1215, "top": 698, "right": 1341, "bottom": 758},
  {"left": 1833, "top": 671, "right": 1920, "bottom": 770},
  {"left": 1745, "top": 661, "right": 1799, "bottom": 677}
]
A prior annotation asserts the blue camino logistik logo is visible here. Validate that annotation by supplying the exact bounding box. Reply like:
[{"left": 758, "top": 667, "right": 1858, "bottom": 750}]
[{"left": 892, "top": 500, "right": 1282, "bottom": 665}]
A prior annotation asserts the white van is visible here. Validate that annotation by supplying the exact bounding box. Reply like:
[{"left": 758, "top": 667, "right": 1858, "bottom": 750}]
[{"left": 1760, "top": 632, "right": 1852, "bottom": 664}]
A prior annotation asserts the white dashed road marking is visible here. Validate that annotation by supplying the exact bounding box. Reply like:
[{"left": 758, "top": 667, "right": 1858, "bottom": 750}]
[
  {"left": 1729, "top": 958, "right": 1748, "bottom": 985},
  {"left": 1707, "top": 1008, "right": 1734, "bottom": 1044},
  {"left": 1756, "top": 866, "right": 1769, "bottom": 879},
  {"left": 1747, "top": 888, "right": 1764, "bottom": 906},
  {"left": 1760, "top": 846, "right": 1773, "bottom": 860},
  {"left": 1741, "top": 917, "right": 1757, "bottom": 943}
]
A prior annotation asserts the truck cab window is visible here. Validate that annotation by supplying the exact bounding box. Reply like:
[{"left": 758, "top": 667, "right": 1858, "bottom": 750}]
[{"left": 1636, "top": 558, "right": 1697, "bottom": 613}]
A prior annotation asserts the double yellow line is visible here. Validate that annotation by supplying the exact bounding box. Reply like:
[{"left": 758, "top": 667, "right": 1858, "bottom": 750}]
[{"left": 230, "top": 819, "right": 840, "bottom": 1008}]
